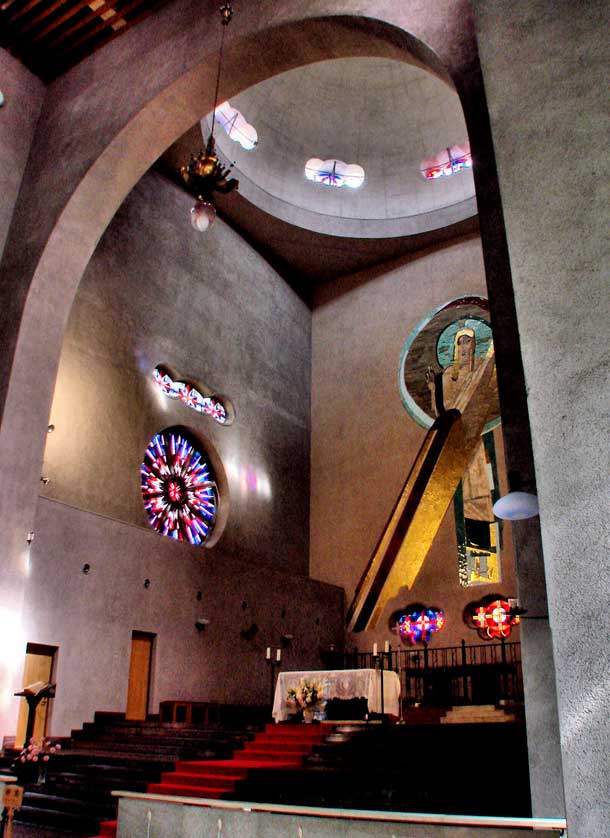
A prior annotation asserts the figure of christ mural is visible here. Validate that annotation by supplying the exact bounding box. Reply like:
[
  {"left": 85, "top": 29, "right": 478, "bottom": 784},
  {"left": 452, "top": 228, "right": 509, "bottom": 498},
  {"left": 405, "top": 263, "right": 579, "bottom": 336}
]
[
  {"left": 426, "top": 325, "right": 498, "bottom": 583},
  {"left": 348, "top": 302, "right": 502, "bottom": 631}
]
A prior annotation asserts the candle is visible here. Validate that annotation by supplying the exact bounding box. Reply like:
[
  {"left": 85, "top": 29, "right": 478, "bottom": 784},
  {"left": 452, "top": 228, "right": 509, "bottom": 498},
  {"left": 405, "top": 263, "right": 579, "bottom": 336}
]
[
  {"left": 384, "top": 641, "right": 390, "bottom": 654},
  {"left": 266, "top": 647, "right": 271, "bottom": 660},
  {"left": 373, "top": 643, "right": 378, "bottom": 657},
  {"left": 276, "top": 648, "right": 281, "bottom": 662}
]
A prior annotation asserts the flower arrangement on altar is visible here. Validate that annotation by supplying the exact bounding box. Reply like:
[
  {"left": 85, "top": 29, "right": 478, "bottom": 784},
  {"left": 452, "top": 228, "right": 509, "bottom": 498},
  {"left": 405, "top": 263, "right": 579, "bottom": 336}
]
[
  {"left": 286, "top": 679, "right": 324, "bottom": 710},
  {"left": 12, "top": 737, "right": 61, "bottom": 784}
]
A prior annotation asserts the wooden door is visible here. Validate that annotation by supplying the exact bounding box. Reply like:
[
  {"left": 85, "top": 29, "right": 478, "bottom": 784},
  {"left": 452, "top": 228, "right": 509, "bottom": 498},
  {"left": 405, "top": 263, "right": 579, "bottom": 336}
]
[
  {"left": 15, "top": 644, "right": 56, "bottom": 748},
  {"left": 125, "top": 632, "right": 154, "bottom": 721}
]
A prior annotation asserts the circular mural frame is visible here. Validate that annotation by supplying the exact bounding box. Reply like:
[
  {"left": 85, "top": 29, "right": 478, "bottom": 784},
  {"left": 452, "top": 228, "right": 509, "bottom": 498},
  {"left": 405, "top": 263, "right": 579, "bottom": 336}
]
[{"left": 398, "top": 295, "right": 500, "bottom": 433}]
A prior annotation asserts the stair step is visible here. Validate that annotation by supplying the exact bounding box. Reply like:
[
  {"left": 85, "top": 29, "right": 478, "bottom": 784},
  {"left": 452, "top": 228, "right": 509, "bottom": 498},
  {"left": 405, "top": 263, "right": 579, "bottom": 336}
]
[
  {"left": 148, "top": 782, "right": 226, "bottom": 798},
  {"left": 16, "top": 803, "right": 102, "bottom": 833},
  {"left": 232, "top": 750, "right": 302, "bottom": 765},
  {"left": 173, "top": 760, "right": 246, "bottom": 776},
  {"left": 160, "top": 772, "right": 238, "bottom": 789},
  {"left": 23, "top": 790, "right": 115, "bottom": 816},
  {"left": 249, "top": 729, "right": 326, "bottom": 744},
  {"left": 242, "top": 742, "right": 312, "bottom": 754}
]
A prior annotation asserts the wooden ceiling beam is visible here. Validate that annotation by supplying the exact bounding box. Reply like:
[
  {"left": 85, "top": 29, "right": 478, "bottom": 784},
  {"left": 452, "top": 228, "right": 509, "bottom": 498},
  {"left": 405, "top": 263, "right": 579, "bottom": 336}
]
[
  {"left": 0, "top": 0, "right": 172, "bottom": 79},
  {"left": 15, "top": 0, "right": 75, "bottom": 37},
  {"left": 3, "top": 0, "right": 46, "bottom": 25},
  {"left": 53, "top": 0, "right": 152, "bottom": 57},
  {"left": 31, "top": 1, "right": 119, "bottom": 46}
]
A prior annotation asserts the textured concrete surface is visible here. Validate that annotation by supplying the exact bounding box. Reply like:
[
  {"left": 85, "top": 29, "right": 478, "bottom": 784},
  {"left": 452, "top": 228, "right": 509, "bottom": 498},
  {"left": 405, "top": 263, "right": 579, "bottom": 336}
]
[
  {"left": 118, "top": 797, "right": 561, "bottom": 838},
  {"left": 26, "top": 496, "right": 343, "bottom": 735},
  {"left": 42, "top": 170, "right": 311, "bottom": 574},
  {"left": 18, "top": 171, "right": 340, "bottom": 733},
  {"left": 473, "top": 1, "right": 609, "bottom": 834}
]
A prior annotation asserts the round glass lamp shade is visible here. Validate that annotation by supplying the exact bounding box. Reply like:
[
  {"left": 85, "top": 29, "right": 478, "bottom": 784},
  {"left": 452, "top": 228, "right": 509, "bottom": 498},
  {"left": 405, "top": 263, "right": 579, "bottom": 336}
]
[
  {"left": 141, "top": 428, "right": 217, "bottom": 545},
  {"left": 493, "top": 491, "right": 539, "bottom": 520},
  {"left": 190, "top": 200, "right": 216, "bottom": 231}
]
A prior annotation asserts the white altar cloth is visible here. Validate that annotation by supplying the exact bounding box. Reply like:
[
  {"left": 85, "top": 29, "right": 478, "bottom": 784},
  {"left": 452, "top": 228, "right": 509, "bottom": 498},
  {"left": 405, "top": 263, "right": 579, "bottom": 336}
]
[{"left": 273, "top": 669, "right": 401, "bottom": 722}]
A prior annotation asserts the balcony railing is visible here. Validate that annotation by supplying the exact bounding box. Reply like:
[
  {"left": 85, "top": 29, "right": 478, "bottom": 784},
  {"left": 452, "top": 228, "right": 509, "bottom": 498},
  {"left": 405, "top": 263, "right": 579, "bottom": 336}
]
[{"left": 323, "top": 639, "right": 523, "bottom": 707}]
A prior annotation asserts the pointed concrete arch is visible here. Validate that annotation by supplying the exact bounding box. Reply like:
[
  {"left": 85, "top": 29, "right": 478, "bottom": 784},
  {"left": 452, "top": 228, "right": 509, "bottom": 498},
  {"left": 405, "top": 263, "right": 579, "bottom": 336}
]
[{"left": 0, "top": 4, "right": 477, "bottom": 595}]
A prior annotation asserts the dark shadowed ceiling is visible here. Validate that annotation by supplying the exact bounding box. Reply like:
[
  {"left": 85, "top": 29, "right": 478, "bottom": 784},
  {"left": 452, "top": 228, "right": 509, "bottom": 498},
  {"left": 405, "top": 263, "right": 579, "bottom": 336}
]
[{"left": 0, "top": 0, "right": 174, "bottom": 80}]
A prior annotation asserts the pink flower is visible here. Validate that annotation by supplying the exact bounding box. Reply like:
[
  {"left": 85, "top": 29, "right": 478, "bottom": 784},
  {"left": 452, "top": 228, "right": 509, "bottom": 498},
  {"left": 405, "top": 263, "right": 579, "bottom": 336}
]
[
  {"left": 55, "top": 744, "right": 61, "bottom": 751},
  {"left": 43, "top": 755, "right": 49, "bottom": 761},
  {"left": 32, "top": 755, "right": 38, "bottom": 762}
]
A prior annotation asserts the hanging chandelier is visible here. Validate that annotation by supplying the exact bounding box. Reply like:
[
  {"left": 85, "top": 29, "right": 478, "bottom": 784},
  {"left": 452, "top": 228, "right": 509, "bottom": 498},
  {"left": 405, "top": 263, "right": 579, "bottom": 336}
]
[{"left": 181, "top": 2, "right": 239, "bottom": 231}]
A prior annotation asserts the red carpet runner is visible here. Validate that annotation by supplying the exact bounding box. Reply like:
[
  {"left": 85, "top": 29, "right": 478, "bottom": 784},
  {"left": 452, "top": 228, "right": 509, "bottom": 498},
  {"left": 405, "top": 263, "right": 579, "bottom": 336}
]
[{"left": 92, "top": 723, "right": 330, "bottom": 838}]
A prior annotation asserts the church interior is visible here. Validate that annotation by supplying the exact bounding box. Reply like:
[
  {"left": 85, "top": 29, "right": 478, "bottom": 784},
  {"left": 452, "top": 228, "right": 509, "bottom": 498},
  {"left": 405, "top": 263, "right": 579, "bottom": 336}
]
[{"left": 0, "top": 1, "right": 607, "bottom": 837}]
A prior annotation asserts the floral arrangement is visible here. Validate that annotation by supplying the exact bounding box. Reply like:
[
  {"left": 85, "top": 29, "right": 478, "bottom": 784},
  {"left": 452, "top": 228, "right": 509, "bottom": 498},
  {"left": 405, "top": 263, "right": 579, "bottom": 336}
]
[
  {"left": 286, "top": 679, "right": 324, "bottom": 710},
  {"left": 11, "top": 738, "right": 61, "bottom": 784}
]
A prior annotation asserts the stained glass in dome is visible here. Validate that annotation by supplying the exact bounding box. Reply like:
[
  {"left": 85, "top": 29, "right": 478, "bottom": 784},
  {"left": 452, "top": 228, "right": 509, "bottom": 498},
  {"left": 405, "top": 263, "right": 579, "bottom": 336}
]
[
  {"left": 420, "top": 141, "right": 472, "bottom": 180},
  {"left": 305, "top": 157, "right": 365, "bottom": 188},
  {"left": 214, "top": 101, "right": 258, "bottom": 150}
]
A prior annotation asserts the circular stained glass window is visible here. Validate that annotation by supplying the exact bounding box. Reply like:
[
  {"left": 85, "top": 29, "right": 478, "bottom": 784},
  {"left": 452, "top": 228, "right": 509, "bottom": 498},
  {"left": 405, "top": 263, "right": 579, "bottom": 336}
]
[{"left": 141, "top": 427, "right": 217, "bottom": 546}]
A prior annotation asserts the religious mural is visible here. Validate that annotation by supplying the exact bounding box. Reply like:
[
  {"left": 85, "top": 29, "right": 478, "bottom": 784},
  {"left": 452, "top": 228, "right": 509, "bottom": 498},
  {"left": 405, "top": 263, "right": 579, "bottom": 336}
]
[
  {"left": 399, "top": 296, "right": 502, "bottom": 587},
  {"left": 347, "top": 295, "right": 503, "bottom": 632}
]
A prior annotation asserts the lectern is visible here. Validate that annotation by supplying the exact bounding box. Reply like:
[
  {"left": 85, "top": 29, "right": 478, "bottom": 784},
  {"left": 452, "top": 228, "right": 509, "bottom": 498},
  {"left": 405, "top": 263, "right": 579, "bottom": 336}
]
[{"left": 14, "top": 681, "right": 56, "bottom": 746}]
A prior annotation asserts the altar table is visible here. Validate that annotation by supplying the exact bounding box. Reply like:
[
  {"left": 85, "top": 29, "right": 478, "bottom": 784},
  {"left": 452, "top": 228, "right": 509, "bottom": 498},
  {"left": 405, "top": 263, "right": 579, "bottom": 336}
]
[{"left": 273, "top": 669, "right": 401, "bottom": 722}]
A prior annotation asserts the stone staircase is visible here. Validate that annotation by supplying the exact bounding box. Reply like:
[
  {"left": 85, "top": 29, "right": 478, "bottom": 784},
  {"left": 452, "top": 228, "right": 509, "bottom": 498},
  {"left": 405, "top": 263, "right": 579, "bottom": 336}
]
[
  {"left": 148, "top": 723, "right": 330, "bottom": 800},
  {"left": 440, "top": 703, "right": 522, "bottom": 723},
  {"left": 230, "top": 719, "right": 532, "bottom": 816},
  {"left": 3, "top": 710, "right": 262, "bottom": 836}
]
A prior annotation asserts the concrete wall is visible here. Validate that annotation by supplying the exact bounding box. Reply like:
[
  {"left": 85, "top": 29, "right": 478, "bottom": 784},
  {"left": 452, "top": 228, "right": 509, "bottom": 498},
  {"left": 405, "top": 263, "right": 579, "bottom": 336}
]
[
  {"left": 13, "top": 169, "right": 348, "bottom": 735},
  {"left": 42, "top": 170, "right": 310, "bottom": 575},
  {"left": 0, "top": 50, "right": 45, "bottom": 263},
  {"left": 117, "top": 796, "right": 564, "bottom": 838},
  {"left": 26, "top": 497, "right": 343, "bottom": 735},
  {"left": 311, "top": 235, "right": 519, "bottom": 650},
  {"left": 472, "top": 1, "right": 609, "bottom": 835}
]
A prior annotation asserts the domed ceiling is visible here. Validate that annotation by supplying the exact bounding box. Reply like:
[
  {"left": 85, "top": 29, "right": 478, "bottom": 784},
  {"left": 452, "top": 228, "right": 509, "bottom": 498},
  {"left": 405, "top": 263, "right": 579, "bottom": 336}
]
[{"left": 204, "top": 57, "right": 476, "bottom": 239}]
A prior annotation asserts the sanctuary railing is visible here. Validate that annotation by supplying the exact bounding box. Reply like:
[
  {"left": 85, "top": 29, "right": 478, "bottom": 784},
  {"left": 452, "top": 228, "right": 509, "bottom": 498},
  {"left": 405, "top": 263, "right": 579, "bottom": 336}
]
[{"left": 323, "top": 639, "right": 523, "bottom": 708}]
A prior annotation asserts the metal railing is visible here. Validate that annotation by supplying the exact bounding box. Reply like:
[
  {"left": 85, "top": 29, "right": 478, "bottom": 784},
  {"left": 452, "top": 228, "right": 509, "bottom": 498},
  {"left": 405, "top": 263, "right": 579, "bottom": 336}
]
[{"left": 326, "top": 639, "right": 523, "bottom": 707}]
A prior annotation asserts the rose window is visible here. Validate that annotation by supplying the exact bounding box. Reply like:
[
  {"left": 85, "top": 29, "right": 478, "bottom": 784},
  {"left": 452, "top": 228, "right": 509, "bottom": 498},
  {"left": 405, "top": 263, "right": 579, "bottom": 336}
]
[{"left": 141, "top": 428, "right": 217, "bottom": 545}]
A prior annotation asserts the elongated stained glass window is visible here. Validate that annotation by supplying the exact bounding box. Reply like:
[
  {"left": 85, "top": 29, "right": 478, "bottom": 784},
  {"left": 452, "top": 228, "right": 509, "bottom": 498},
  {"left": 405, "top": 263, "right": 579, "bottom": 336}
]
[
  {"left": 153, "top": 366, "right": 230, "bottom": 425},
  {"left": 141, "top": 428, "right": 217, "bottom": 546}
]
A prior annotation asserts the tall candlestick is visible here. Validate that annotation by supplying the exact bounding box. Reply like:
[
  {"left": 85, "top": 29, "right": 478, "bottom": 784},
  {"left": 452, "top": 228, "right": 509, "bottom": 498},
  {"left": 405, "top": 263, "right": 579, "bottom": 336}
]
[
  {"left": 266, "top": 646, "right": 271, "bottom": 660},
  {"left": 373, "top": 643, "right": 378, "bottom": 657},
  {"left": 276, "top": 648, "right": 281, "bottom": 662}
]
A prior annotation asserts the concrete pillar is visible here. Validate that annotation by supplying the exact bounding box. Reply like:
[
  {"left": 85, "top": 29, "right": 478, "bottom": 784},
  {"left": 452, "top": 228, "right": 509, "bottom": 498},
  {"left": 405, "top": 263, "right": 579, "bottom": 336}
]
[{"left": 472, "top": 2, "right": 610, "bottom": 835}]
